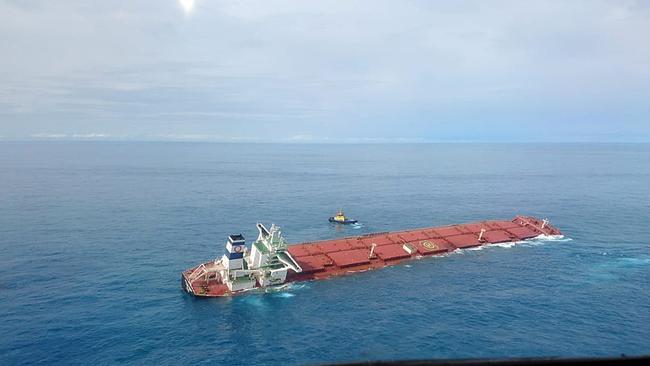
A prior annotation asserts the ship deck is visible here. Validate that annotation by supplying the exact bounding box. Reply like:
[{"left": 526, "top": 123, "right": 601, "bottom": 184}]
[{"left": 285, "top": 216, "right": 561, "bottom": 282}]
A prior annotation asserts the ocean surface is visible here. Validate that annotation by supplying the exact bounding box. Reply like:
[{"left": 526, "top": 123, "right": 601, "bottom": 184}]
[{"left": 1, "top": 142, "right": 649, "bottom": 365}]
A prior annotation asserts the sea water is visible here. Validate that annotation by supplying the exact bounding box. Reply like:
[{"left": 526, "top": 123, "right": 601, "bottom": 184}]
[{"left": 1, "top": 142, "right": 649, "bottom": 365}]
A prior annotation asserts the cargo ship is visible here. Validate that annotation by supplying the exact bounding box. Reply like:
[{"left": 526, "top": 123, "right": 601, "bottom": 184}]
[{"left": 181, "top": 216, "right": 562, "bottom": 297}]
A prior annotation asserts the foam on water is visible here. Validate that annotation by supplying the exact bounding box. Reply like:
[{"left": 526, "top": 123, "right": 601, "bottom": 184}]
[
  {"left": 616, "top": 257, "right": 650, "bottom": 266},
  {"left": 239, "top": 296, "right": 267, "bottom": 307},
  {"left": 261, "top": 282, "right": 310, "bottom": 296},
  {"left": 273, "top": 292, "right": 295, "bottom": 298},
  {"left": 455, "top": 235, "right": 570, "bottom": 255},
  {"left": 581, "top": 256, "right": 650, "bottom": 284},
  {"left": 488, "top": 242, "right": 516, "bottom": 248},
  {"left": 535, "top": 234, "right": 570, "bottom": 242}
]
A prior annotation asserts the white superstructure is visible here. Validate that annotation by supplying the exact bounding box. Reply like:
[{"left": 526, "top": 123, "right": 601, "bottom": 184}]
[{"left": 208, "top": 223, "right": 303, "bottom": 293}]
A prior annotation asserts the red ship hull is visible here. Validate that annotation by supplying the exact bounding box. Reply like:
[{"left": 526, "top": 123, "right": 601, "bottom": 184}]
[{"left": 182, "top": 216, "right": 562, "bottom": 297}]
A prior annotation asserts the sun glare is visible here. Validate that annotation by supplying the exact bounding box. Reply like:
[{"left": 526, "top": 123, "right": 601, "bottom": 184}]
[{"left": 178, "top": 0, "right": 195, "bottom": 14}]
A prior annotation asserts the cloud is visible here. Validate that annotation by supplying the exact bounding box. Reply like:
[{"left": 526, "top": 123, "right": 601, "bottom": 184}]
[
  {"left": 289, "top": 134, "right": 316, "bottom": 141},
  {"left": 71, "top": 133, "right": 110, "bottom": 139},
  {"left": 30, "top": 133, "right": 110, "bottom": 139},
  {"left": 1, "top": 0, "right": 649, "bottom": 142},
  {"left": 149, "top": 134, "right": 224, "bottom": 141}
]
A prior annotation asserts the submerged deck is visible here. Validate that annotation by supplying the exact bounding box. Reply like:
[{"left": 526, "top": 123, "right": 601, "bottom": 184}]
[{"left": 285, "top": 216, "right": 561, "bottom": 282}]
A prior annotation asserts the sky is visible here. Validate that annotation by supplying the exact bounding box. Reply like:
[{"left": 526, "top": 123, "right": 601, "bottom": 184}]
[{"left": 0, "top": 0, "right": 649, "bottom": 142}]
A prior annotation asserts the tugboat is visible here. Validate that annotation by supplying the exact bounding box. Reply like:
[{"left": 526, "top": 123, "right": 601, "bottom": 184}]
[{"left": 328, "top": 209, "right": 358, "bottom": 224}]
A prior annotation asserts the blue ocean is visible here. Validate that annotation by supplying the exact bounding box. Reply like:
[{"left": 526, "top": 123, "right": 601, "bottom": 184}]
[{"left": 1, "top": 142, "right": 649, "bottom": 365}]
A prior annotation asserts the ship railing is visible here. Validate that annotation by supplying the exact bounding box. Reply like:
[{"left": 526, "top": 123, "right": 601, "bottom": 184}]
[
  {"left": 359, "top": 231, "right": 389, "bottom": 238},
  {"left": 187, "top": 264, "right": 207, "bottom": 282},
  {"left": 277, "top": 251, "right": 303, "bottom": 273}
]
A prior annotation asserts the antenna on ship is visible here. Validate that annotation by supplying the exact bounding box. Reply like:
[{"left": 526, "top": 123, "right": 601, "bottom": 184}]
[{"left": 542, "top": 218, "right": 549, "bottom": 229}]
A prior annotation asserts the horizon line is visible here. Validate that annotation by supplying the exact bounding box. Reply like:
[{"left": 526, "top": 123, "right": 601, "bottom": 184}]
[{"left": 1, "top": 138, "right": 649, "bottom": 144}]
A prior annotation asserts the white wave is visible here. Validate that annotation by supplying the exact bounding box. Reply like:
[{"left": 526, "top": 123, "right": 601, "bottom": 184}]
[
  {"left": 273, "top": 292, "right": 295, "bottom": 298},
  {"left": 488, "top": 242, "right": 516, "bottom": 249},
  {"left": 582, "top": 256, "right": 650, "bottom": 284},
  {"left": 509, "top": 235, "right": 571, "bottom": 248},
  {"left": 260, "top": 281, "right": 310, "bottom": 297},
  {"left": 616, "top": 257, "right": 650, "bottom": 266},
  {"left": 263, "top": 283, "right": 292, "bottom": 293},
  {"left": 453, "top": 234, "right": 571, "bottom": 256},
  {"left": 287, "top": 283, "right": 309, "bottom": 291},
  {"left": 240, "top": 296, "right": 266, "bottom": 307},
  {"left": 465, "top": 246, "right": 485, "bottom": 251},
  {"left": 535, "top": 234, "right": 571, "bottom": 242}
]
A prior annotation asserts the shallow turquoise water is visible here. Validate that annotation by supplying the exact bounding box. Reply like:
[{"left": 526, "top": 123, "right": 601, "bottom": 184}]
[{"left": 1, "top": 142, "right": 649, "bottom": 365}]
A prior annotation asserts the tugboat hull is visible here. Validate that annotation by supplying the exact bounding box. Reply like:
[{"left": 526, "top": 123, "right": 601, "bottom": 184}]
[{"left": 329, "top": 217, "right": 358, "bottom": 224}]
